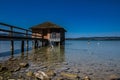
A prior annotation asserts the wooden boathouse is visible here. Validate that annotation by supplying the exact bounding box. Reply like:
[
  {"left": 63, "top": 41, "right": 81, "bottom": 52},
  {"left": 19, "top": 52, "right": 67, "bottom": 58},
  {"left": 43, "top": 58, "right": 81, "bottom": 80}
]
[{"left": 30, "top": 22, "right": 67, "bottom": 46}]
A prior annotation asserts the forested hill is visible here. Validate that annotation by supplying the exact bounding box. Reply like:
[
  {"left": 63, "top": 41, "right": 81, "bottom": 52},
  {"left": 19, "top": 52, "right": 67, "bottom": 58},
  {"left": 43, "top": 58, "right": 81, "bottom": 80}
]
[{"left": 66, "top": 37, "right": 120, "bottom": 40}]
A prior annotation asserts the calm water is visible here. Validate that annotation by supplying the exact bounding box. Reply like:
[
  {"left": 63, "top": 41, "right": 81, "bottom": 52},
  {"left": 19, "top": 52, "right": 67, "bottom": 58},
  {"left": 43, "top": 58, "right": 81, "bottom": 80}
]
[
  {"left": 65, "top": 40, "right": 120, "bottom": 64},
  {"left": 0, "top": 40, "right": 120, "bottom": 63},
  {"left": 0, "top": 40, "right": 120, "bottom": 79},
  {"left": 0, "top": 41, "right": 33, "bottom": 60}
]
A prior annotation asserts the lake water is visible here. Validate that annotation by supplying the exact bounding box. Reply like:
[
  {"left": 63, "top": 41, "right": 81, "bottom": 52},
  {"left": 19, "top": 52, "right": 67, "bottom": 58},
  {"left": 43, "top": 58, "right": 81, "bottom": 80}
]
[
  {"left": 65, "top": 40, "right": 120, "bottom": 64},
  {"left": 0, "top": 40, "right": 33, "bottom": 60},
  {"left": 0, "top": 40, "right": 120, "bottom": 79},
  {"left": 0, "top": 40, "right": 120, "bottom": 65}
]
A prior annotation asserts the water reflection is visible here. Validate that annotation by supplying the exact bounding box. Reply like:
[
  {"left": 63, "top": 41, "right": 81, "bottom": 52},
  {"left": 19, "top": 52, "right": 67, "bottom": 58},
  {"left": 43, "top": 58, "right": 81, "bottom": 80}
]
[{"left": 29, "top": 46, "right": 65, "bottom": 64}]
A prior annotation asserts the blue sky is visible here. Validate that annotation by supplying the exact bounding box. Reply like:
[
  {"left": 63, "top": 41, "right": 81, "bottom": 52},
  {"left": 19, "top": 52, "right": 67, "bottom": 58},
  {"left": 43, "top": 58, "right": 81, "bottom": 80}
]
[{"left": 0, "top": 0, "right": 120, "bottom": 38}]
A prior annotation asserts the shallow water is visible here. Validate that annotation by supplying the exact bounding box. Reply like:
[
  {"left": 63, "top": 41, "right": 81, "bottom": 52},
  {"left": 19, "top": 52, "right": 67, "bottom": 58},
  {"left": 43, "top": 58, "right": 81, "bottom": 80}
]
[
  {"left": 65, "top": 40, "right": 120, "bottom": 79},
  {"left": 1, "top": 40, "right": 120, "bottom": 64},
  {"left": 65, "top": 40, "right": 120, "bottom": 64},
  {"left": 0, "top": 40, "right": 120, "bottom": 79},
  {"left": 0, "top": 41, "right": 33, "bottom": 60}
]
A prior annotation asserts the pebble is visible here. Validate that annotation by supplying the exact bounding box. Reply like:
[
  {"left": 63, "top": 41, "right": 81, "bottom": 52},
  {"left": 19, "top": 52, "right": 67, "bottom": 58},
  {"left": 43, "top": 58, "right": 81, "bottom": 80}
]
[
  {"left": 0, "top": 76, "right": 3, "bottom": 80},
  {"left": 13, "top": 66, "right": 20, "bottom": 72},
  {"left": 60, "top": 67, "right": 70, "bottom": 71},
  {"left": 8, "top": 79, "right": 15, "bottom": 80},
  {"left": 60, "top": 72, "right": 79, "bottom": 79},
  {"left": 63, "top": 62, "right": 68, "bottom": 65},
  {"left": 83, "top": 76, "right": 91, "bottom": 80},
  {"left": 26, "top": 71, "right": 33, "bottom": 77},
  {"left": 1, "top": 56, "right": 120, "bottom": 80},
  {"left": 19, "top": 62, "right": 29, "bottom": 68},
  {"left": 46, "top": 70, "right": 56, "bottom": 77},
  {"left": 34, "top": 70, "right": 49, "bottom": 80}
]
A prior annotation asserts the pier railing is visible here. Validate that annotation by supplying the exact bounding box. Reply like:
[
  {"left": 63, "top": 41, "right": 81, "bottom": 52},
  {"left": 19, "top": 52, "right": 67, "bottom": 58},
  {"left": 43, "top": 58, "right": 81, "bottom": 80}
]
[
  {"left": 0, "top": 22, "right": 45, "bottom": 58},
  {"left": 0, "top": 22, "right": 42, "bottom": 40}
]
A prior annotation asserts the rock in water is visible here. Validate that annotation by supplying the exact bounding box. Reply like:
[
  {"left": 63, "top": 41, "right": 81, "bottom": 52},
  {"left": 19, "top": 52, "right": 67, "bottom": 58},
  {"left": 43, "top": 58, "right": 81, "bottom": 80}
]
[
  {"left": 19, "top": 62, "right": 29, "bottom": 68},
  {"left": 26, "top": 71, "right": 33, "bottom": 77},
  {"left": 109, "top": 74, "right": 120, "bottom": 80},
  {"left": 46, "top": 70, "right": 56, "bottom": 77},
  {"left": 84, "top": 76, "right": 91, "bottom": 80},
  {"left": 0, "top": 76, "right": 3, "bottom": 80},
  {"left": 34, "top": 70, "right": 49, "bottom": 80},
  {"left": 60, "top": 72, "right": 79, "bottom": 79},
  {"left": 0, "top": 66, "right": 8, "bottom": 72},
  {"left": 8, "top": 79, "right": 15, "bottom": 80}
]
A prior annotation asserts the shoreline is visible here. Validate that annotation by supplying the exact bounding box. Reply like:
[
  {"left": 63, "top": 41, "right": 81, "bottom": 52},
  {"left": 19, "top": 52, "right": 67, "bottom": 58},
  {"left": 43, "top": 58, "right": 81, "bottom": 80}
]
[
  {"left": 0, "top": 56, "right": 120, "bottom": 80},
  {"left": 0, "top": 42, "right": 120, "bottom": 80}
]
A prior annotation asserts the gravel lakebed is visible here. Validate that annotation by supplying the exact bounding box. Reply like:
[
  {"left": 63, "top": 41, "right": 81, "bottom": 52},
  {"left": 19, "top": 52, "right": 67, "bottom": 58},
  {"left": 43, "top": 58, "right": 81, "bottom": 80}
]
[{"left": 0, "top": 56, "right": 120, "bottom": 80}]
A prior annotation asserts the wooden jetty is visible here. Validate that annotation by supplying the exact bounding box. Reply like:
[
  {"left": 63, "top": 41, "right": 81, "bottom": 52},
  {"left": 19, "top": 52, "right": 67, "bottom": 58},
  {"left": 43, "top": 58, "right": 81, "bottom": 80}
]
[
  {"left": 0, "top": 22, "right": 47, "bottom": 57},
  {"left": 0, "top": 22, "right": 66, "bottom": 58}
]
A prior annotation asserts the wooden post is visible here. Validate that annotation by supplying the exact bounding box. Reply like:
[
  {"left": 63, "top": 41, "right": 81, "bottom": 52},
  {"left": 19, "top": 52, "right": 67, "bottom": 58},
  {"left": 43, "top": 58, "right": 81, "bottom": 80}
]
[
  {"left": 26, "top": 40, "right": 29, "bottom": 51},
  {"left": 58, "top": 42, "right": 60, "bottom": 47},
  {"left": 10, "top": 27, "right": 14, "bottom": 58},
  {"left": 26, "top": 30, "right": 28, "bottom": 49},
  {"left": 26, "top": 40, "right": 29, "bottom": 57},
  {"left": 42, "top": 30, "right": 44, "bottom": 47},
  {"left": 36, "top": 40, "right": 37, "bottom": 48},
  {"left": 11, "top": 40, "right": 14, "bottom": 58},
  {"left": 35, "top": 40, "right": 37, "bottom": 49},
  {"left": 37, "top": 40, "right": 39, "bottom": 48},
  {"left": 21, "top": 40, "right": 24, "bottom": 56},
  {"left": 34, "top": 40, "right": 36, "bottom": 49}
]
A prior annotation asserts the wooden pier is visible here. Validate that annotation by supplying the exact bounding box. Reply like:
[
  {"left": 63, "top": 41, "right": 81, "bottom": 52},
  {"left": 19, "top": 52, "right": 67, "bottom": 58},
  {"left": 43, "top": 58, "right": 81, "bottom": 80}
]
[{"left": 0, "top": 22, "right": 47, "bottom": 57}]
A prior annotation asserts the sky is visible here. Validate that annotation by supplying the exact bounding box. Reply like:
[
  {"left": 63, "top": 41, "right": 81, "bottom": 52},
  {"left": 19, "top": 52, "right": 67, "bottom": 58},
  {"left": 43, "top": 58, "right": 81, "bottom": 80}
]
[{"left": 0, "top": 0, "right": 120, "bottom": 38}]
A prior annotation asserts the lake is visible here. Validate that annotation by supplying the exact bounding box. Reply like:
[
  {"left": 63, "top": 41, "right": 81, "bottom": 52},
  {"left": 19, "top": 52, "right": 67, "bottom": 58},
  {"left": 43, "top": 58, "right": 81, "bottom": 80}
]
[
  {"left": 0, "top": 40, "right": 120, "bottom": 79},
  {"left": 65, "top": 40, "right": 120, "bottom": 64},
  {"left": 0, "top": 40, "right": 33, "bottom": 60}
]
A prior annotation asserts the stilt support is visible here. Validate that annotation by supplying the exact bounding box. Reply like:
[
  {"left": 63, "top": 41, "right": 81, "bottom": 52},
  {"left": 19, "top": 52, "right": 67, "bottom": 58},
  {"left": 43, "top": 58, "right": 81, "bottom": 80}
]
[
  {"left": 21, "top": 40, "right": 24, "bottom": 56},
  {"left": 11, "top": 40, "right": 14, "bottom": 58}
]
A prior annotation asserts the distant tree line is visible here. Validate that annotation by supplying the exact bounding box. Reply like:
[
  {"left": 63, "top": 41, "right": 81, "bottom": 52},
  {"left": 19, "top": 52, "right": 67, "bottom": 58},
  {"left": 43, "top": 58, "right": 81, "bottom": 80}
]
[{"left": 66, "top": 37, "right": 120, "bottom": 41}]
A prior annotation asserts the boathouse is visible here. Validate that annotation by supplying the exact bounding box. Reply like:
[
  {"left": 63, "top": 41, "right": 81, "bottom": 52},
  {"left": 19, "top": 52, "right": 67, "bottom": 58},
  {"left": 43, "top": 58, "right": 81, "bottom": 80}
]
[{"left": 30, "top": 22, "right": 66, "bottom": 46}]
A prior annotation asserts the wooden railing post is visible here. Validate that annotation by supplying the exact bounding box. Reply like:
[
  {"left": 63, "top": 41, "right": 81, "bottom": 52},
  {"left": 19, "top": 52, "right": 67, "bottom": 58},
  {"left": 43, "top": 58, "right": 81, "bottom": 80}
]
[
  {"left": 21, "top": 40, "right": 24, "bottom": 56},
  {"left": 11, "top": 40, "right": 14, "bottom": 58},
  {"left": 10, "top": 27, "right": 14, "bottom": 58},
  {"left": 42, "top": 30, "right": 44, "bottom": 47},
  {"left": 26, "top": 40, "right": 29, "bottom": 51},
  {"left": 26, "top": 30, "right": 29, "bottom": 52}
]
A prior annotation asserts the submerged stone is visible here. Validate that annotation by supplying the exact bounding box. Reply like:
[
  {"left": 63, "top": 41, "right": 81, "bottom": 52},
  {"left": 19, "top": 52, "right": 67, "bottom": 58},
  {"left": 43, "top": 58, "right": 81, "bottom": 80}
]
[
  {"left": 34, "top": 70, "right": 50, "bottom": 80},
  {"left": 19, "top": 62, "right": 29, "bottom": 68},
  {"left": 10, "top": 66, "right": 20, "bottom": 72},
  {"left": 109, "top": 74, "right": 120, "bottom": 80},
  {"left": 46, "top": 70, "right": 56, "bottom": 77},
  {"left": 0, "top": 76, "right": 3, "bottom": 80},
  {"left": 0, "top": 66, "right": 8, "bottom": 72},
  {"left": 26, "top": 71, "right": 33, "bottom": 77},
  {"left": 60, "top": 72, "right": 79, "bottom": 79},
  {"left": 83, "top": 76, "right": 91, "bottom": 80},
  {"left": 8, "top": 79, "right": 15, "bottom": 80}
]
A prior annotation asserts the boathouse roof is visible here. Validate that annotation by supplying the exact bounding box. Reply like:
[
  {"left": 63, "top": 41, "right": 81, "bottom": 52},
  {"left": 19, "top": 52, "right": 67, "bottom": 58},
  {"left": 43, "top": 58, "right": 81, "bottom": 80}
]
[{"left": 30, "top": 22, "right": 66, "bottom": 32}]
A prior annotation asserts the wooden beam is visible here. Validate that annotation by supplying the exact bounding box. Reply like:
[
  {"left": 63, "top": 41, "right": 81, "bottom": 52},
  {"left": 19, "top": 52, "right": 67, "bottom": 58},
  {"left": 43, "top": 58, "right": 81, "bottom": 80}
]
[
  {"left": 11, "top": 40, "right": 14, "bottom": 58},
  {"left": 21, "top": 40, "right": 24, "bottom": 56}
]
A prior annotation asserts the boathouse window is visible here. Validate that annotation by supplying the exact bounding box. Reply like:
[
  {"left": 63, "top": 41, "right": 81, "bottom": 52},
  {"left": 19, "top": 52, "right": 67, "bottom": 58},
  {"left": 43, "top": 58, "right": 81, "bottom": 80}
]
[
  {"left": 50, "top": 32, "right": 60, "bottom": 39},
  {"left": 50, "top": 32, "right": 56, "bottom": 38}
]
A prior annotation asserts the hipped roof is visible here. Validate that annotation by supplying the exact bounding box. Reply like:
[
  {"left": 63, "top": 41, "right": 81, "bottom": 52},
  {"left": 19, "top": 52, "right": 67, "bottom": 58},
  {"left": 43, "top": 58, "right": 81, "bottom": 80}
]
[{"left": 30, "top": 22, "right": 66, "bottom": 32}]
